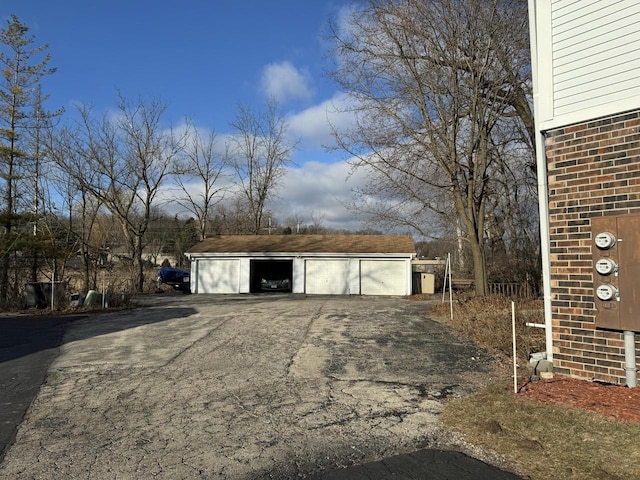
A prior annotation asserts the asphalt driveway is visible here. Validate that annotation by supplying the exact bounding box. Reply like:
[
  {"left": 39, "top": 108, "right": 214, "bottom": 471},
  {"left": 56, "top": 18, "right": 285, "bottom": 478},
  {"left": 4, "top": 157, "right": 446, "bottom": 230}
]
[{"left": 0, "top": 294, "right": 518, "bottom": 479}]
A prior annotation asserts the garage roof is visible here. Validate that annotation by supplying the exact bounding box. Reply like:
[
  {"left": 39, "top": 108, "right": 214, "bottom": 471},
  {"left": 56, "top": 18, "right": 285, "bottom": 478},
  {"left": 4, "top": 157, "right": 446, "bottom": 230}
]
[{"left": 186, "top": 235, "right": 416, "bottom": 254}]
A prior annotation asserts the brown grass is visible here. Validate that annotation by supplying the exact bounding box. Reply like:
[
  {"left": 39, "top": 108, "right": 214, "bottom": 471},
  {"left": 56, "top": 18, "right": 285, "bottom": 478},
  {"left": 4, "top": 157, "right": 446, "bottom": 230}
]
[
  {"left": 429, "top": 295, "right": 546, "bottom": 364},
  {"left": 441, "top": 383, "right": 640, "bottom": 480}
]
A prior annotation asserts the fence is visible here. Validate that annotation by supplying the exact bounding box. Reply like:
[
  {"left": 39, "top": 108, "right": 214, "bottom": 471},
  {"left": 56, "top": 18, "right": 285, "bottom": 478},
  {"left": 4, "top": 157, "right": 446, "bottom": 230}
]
[{"left": 489, "top": 282, "right": 535, "bottom": 298}]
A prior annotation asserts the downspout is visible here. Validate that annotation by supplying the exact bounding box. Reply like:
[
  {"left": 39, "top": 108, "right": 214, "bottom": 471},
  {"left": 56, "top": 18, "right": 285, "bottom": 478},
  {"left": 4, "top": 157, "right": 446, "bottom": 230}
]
[
  {"left": 535, "top": 138, "right": 553, "bottom": 362},
  {"left": 528, "top": 0, "right": 554, "bottom": 361},
  {"left": 625, "top": 331, "right": 637, "bottom": 388}
]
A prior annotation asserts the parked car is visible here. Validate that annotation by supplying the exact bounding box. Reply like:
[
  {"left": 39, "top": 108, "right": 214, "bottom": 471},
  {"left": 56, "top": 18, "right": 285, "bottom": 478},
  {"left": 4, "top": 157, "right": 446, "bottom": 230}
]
[
  {"left": 260, "top": 276, "right": 290, "bottom": 292},
  {"left": 157, "top": 267, "right": 191, "bottom": 293}
]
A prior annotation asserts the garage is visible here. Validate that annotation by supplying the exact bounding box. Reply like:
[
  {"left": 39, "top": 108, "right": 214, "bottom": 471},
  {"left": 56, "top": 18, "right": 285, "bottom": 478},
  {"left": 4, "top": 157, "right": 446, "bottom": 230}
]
[
  {"left": 305, "top": 259, "right": 350, "bottom": 295},
  {"left": 185, "top": 235, "right": 415, "bottom": 296},
  {"left": 361, "top": 260, "right": 408, "bottom": 296},
  {"left": 250, "top": 259, "right": 293, "bottom": 293},
  {"left": 196, "top": 259, "right": 240, "bottom": 294}
]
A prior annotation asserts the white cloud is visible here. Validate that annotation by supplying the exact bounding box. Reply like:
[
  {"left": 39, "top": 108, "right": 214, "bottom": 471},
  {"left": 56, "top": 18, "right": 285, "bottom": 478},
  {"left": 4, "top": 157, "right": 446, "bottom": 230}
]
[
  {"left": 335, "top": 4, "right": 359, "bottom": 39},
  {"left": 260, "top": 61, "right": 314, "bottom": 103},
  {"left": 288, "top": 92, "right": 357, "bottom": 149},
  {"left": 159, "top": 158, "right": 367, "bottom": 231},
  {"left": 160, "top": 92, "right": 369, "bottom": 231},
  {"left": 270, "top": 160, "right": 367, "bottom": 230}
]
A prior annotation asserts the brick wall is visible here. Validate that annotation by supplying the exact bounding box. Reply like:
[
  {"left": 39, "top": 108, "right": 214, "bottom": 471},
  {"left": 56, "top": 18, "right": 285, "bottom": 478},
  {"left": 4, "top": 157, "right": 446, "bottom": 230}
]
[{"left": 545, "top": 109, "right": 640, "bottom": 384}]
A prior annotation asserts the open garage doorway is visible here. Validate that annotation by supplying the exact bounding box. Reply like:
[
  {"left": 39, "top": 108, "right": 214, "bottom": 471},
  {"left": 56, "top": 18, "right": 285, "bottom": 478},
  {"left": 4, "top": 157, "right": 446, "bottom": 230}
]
[{"left": 250, "top": 259, "right": 293, "bottom": 293}]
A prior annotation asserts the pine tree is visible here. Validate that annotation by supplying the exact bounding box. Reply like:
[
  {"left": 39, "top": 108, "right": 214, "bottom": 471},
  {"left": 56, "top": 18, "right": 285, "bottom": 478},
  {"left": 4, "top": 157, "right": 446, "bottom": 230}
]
[{"left": 0, "top": 15, "right": 57, "bottom": 303}]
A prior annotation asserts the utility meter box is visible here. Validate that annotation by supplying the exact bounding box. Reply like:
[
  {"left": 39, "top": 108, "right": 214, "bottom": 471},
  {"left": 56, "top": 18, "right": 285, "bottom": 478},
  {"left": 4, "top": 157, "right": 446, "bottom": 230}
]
[
  {"left": 591, "top": 213, "right": 640, "bottom": 331},
  {"left": 420, "top": 273, "right": 435, "bottom": 295}
]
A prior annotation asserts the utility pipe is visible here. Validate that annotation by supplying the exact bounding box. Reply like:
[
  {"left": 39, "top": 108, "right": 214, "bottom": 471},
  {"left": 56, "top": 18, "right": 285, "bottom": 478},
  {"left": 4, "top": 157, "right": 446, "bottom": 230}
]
[
  {"left": 528, "top": 0, "right": 554, "bottom": 362},
  {"left": 624, "top": 330, "right": 637, "bottom": 388}
]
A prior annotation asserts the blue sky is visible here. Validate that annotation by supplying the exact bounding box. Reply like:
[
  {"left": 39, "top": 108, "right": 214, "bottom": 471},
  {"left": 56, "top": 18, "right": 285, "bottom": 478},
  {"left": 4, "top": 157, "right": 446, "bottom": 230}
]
[{"left": 5, "top": 1, "right": 371, "bottom": 230}]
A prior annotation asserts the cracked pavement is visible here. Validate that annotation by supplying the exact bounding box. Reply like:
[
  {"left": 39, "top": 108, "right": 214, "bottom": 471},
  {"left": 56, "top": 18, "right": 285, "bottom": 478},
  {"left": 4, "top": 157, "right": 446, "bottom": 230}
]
[{"left": 0, "top": 294, "right": 509, "bottom": 479}]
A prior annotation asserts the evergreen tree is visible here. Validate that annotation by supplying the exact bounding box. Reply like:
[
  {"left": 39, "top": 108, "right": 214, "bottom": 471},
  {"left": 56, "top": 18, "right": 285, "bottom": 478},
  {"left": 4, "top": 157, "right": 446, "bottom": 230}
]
[{"left": 0, "top": 15, "right": 57, "bottom": 303}]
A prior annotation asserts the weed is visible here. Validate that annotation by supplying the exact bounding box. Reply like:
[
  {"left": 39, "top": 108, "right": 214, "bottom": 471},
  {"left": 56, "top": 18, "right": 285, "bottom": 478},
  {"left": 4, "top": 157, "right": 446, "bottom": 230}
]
[{"left": 429, "top": 296, "right": 545, "bottom": 364}]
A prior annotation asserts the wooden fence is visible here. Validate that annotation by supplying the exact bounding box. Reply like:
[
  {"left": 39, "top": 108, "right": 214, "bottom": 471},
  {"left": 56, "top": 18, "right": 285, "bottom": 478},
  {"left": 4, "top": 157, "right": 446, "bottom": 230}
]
[
  {"left": 488, "top": 282, "right": 535, "bottom": 298},
  {"left": 448, "top": 279, "right": 540, "bottom": 298}
]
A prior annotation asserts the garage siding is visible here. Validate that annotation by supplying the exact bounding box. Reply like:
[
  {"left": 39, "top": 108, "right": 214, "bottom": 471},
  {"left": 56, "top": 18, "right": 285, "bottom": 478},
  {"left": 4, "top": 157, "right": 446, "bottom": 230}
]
[
  {"left": 196, "top": 259, "right": 240, "bottom": 294},
  {"left": 305, "top": 259, "right": 350, "bottom": 294},
  {"left": 191, "top": 257, "right": 412, "bottom": 295},
  {"left": 360, "top": 260, "right": 408, "bottom": 296}
]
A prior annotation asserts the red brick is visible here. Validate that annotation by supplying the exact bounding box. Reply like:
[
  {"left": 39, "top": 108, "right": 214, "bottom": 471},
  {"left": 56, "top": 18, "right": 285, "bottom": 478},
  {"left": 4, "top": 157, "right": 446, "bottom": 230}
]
[{"left": 546, "top": 109, "right": 640, "bottom": 383}]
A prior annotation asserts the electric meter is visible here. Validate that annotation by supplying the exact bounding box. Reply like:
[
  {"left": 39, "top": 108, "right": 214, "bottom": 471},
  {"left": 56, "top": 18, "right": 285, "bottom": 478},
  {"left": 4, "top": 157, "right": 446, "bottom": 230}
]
[
  {"left": 594, "top": 231, "right": 616, "bottom": 250},
  {"left": 595, "top": 258, "right": 618, "bottom": 276},
  {"left": 596, "top": 283, "right": 619, "bottom": 301}
]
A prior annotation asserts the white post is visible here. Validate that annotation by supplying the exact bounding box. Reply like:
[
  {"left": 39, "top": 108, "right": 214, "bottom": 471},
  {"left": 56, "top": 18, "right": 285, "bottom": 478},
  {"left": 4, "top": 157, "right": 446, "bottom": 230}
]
[
  {"left": 448, "top": 259, "right": 453, "bottom": 321},
  {"left": 512, "top": 301, "right": 518, "bottom": 393},
  {"left": 51, "top": 270, "right": 55, "bottom": 310},
  {"left": 624, "top": 331, "right": 637, "bottom": 388},
  {"left": 442, "top": 253, "right": 449, "bottom": 303}
]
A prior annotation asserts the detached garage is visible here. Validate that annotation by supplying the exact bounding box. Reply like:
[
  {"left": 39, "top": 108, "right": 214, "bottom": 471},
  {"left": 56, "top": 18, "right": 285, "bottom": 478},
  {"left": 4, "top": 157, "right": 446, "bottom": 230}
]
[{"left": 185, "top": 235, "right": 416, "bottom": 296}]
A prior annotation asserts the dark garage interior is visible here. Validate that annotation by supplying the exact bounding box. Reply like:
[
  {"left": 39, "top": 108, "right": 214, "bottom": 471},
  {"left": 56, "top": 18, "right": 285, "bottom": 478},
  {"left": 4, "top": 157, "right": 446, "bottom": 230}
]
[{"left": 250, "top": 259, "right": 293, "bottom": 293}]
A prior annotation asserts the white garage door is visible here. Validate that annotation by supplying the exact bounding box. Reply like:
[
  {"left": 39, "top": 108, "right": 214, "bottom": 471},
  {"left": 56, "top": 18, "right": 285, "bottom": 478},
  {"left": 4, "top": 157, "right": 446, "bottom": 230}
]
[
  {"left": 197, "top": 259, "right": 240, "bottom": 294},
  {"left": 305, "top": 259, "right": 349, "bottom": 294},
  {"left": 361, "top": 260, "right": 407, "bottom": 296}
]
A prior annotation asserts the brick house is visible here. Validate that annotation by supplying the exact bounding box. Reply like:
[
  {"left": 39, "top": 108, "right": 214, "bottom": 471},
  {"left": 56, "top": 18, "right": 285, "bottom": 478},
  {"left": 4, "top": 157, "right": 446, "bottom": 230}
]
[{"left": 529, "top": 1, "right": 640, "bottom": 385}]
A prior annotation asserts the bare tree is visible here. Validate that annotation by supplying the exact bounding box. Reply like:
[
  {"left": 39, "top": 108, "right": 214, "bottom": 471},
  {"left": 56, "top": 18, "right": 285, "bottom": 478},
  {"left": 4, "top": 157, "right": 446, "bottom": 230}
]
[
  {"left": 45, "top": 123, "right": 104, "bottom": 292},
  {"left": 211, "top": 196, "right": 254, "bottom": 234},
  {"left": 228, "top": 99, "right": 296, "bottom": 235},
  {"left": 60, "top": 95, "right": 183, "bottom": 292},
  {"left": 328, "top": 0, "right": 532, "bottom": 295},
  {"left": 173, "top": 119, "right": 228, "bottom": 240}
]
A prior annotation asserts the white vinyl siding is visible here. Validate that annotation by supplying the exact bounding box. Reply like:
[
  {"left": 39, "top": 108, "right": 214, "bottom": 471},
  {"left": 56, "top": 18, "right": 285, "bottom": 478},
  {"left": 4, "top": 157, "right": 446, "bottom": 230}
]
[
  {"left": 360, "top": 260, "right": 407, "bottom": 296},
  {"left": 532, "top": 0, "right": 640, "bottom": 130},
  {"left": 305, "top": 259, "right": 350, "bottom": 295},
  {"left": 553, "top": 0, "right": 640, "bottom": 116},
  {"left": 196, "top": 259, "right": 240, "bottom": 294}
]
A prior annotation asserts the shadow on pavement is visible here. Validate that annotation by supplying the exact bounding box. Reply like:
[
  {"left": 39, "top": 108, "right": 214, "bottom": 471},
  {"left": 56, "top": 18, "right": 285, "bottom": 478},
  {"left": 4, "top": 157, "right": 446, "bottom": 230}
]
[
  {"left": 0, "top": 302, "right": 198, "bottom": 462},
  {"left": 309, "top": 448, "right": 523, "bottom": 480}
]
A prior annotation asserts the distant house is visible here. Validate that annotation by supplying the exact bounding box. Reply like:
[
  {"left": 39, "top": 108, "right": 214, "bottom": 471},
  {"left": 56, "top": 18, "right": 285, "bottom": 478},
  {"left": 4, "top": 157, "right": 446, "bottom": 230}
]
[
  {"left": 185, "top": 235, "right": 416, "bottom": 296},
  {"left": 529, "top": 1, "right": 640, "bottom": 384}
]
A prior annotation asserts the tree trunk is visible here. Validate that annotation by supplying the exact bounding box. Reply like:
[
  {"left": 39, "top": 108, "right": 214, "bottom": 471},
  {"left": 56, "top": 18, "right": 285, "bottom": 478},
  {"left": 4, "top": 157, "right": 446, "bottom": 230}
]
[
  {"left": 135, "top": 235, "right": 145, "bottom": 293},
  {"left": 82, "top": 250, "right": 91, "bottom": 292},
  {"left": 470, "top": 239, "right": 488, "bottom": 296},
  {"left": 0, "top": 254, "right": 8, "bottom": 304}
]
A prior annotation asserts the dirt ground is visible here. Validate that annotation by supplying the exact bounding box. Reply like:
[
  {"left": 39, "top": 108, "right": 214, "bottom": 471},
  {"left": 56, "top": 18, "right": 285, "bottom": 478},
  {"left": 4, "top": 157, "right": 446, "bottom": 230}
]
[
  {"left": 0, "top": 294, "right": 509, "bottom": 479},
  {"left": 519, "top": 375, "right": 640, "bottom": 423}
]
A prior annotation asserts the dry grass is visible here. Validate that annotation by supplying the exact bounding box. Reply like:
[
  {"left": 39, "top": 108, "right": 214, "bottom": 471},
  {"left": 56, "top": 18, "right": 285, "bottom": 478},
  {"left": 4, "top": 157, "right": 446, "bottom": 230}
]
[
  {"left": 429, "top": 295, "right": 546, "bottom": 364},
  {"left": 441, "top": 383, "right": 640, "bottom": 480},
  {"left": 429, "top": 295, "right": 640, "bottom": 480}
]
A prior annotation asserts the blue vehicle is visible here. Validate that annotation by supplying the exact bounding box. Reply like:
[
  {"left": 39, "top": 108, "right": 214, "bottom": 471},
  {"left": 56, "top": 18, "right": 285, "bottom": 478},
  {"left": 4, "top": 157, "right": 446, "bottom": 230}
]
[{"left": 157, "top": 267, "right": 191, "bottom": 293}]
